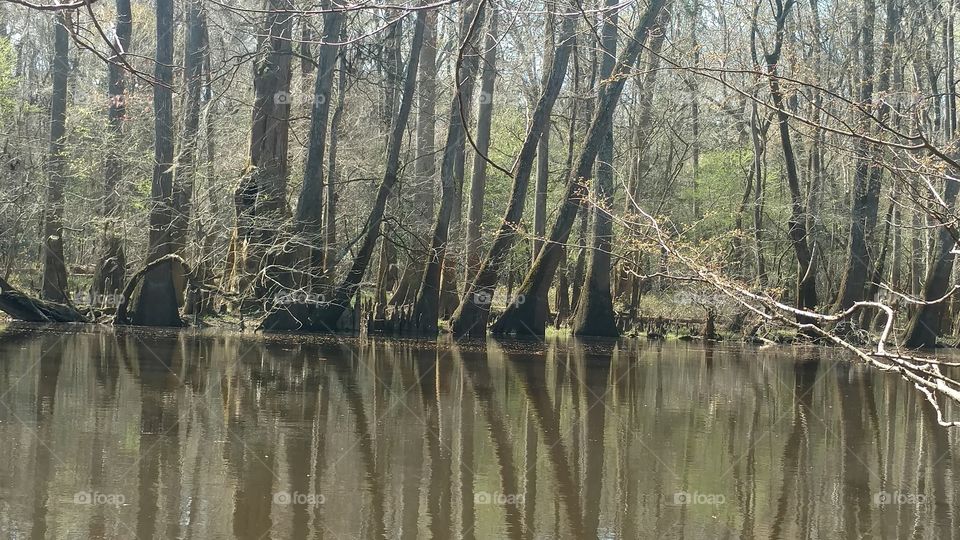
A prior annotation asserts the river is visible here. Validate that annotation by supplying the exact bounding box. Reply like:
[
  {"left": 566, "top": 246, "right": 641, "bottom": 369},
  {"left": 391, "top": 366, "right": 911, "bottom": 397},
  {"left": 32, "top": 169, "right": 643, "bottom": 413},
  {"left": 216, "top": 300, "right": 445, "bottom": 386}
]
[{"left": 0, "top": 324, "right": 956, "bottom": 539}]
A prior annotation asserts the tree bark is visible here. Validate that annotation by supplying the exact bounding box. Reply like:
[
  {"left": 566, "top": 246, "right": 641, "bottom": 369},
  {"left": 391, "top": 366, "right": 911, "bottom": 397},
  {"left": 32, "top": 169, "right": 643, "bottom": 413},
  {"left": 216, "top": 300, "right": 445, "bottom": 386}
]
[
  {"left": 903, "top": 6, "right": 956, "bottom": 348},
  {"left": 40, "top": 11, "right": 70, "bottom": 303},
  {"left": 571, "top": 0, "right": 619, "bottom": 338},
  {"left": 323, "top": 41, "right": 347, "bottom": 276},
  {"left": 532, "top": 10, "right": 556, "bottom": 262},
  {"left": 0, "top": 276, "right": 87, "bottom": 323},
  {"left": 491, "top": 0, "right": 666, "bottom": 336},
  {"left": 449, "top": 7, "right": 577, "bottom": 337},
  {"left": 688, "top": 0, "right": 702, "bottom": 219},
  {"left": 169, "top": 0, "right": 207, "bottom": 303},
  {"left": 762, "top": 0, "right": 818, "bottom": 319},
  {"left": 621, "top": 14, "right": 667, "bottom": 304},
  {"left": 751, "top": 104, "right": 768, "bottom": 285},
  {"left": 834, "top": 0, "right": 881, "bottom": 311}
]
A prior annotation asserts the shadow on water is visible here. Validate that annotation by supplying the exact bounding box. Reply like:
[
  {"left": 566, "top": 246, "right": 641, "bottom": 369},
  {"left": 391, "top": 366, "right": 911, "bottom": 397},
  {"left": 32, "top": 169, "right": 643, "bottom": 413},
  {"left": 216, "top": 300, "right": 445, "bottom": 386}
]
[{"left": 0, "top": 324, "right": 957, "bottom": 538}]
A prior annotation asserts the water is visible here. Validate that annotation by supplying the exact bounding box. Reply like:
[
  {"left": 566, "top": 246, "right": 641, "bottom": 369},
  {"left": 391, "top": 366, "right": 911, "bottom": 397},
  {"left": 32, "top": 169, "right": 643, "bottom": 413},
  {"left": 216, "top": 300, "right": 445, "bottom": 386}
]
[{"left": 0, "top": 324, "right": 957, "bottom": 539}]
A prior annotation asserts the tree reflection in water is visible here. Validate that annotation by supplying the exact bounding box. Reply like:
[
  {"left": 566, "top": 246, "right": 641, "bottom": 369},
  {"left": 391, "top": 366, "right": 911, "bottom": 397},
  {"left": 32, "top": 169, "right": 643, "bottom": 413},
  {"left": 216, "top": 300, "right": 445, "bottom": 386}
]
[{"left": 0, "top": 325, "right": 957, "bottom": 539}]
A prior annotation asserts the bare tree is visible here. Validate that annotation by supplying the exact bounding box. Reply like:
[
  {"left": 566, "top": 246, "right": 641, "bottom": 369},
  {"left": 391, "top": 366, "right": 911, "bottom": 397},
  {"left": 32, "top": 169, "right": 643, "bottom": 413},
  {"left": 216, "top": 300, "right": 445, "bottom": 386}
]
[
  {"left": 39, "top": 10, "right": 70, "bottom": 303},
  {"left": 449, "top": 6, "right": 577, "bottom": 337},
  {"left": 571, "top": 0, "right": 620, "bottom": 337},
  {"left": 411, "top": 0, "right": 485, "bottom": 335},
  {"left": 262, "top": 8, "right": 428, "bottom": 331},
  {"left": 90, "top": 0, "right": 132, "bottom": 301},
  {"left": 127, "top": 0, "right": 181, "bottom": 326},
  {"left": 492, "top": 0, "right": 668, "bottom": 336}
]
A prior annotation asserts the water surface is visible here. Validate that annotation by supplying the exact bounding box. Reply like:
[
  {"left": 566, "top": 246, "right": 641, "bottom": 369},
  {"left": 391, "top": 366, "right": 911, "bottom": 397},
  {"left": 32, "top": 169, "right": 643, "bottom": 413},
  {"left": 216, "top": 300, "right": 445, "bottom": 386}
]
[{"left": 0, "top": 324, "right": 957, "bottom": 539}]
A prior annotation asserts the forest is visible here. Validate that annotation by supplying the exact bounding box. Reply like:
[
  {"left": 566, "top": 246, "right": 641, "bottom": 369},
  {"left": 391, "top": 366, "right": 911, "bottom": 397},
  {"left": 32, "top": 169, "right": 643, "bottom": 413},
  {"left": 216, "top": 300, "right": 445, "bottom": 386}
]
[
  {"left": 4, "top": 0, "right": 960, "bottom": 537},
  {"left": 2, "top": 0, "right": 960, "bottom": 420}
]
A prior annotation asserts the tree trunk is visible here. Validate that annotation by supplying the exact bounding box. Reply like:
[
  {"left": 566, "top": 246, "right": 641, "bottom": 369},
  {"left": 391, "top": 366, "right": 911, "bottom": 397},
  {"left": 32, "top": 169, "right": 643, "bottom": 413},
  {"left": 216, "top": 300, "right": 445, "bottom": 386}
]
[
  {"left": 464, "top": 9, "right": 498, "bottom": 282},
  {"left": 903, "top": 7, "right": 956, "bottom": 348},
  {"left": 448, "top": 7, "right": 577, "bottom": 337},
  {"left": 226, "top": 0, "right": 293, "bottom": 302},
  {"left": 91, "top": 0, "right": 132, "bottom": 302},
  {"left": 412, "top": 1, "right": 485, "bottom": 335},
  {"left": 750, "top": 103, "right": 768, "bottom": 285},
  {"left": 571, "top": 0, "right": 619, "bottom": 338},
  {"left": 532, "top": 11, "right": 556, "bottom": 262},
  {"left": 834, "top": 0, "right": 880, "bottom": 311},
  {"left": 129, "top": 0, "right": 182, "bottom": 327},
  {"left": 190, "top": 26, "right": 217, "bottom": 316},
  {"left": 40, "top": 11, "right": 70, "bottom": 303},
  {"left": 381, "top": 9, "right": 404, "bottom": 135},
  {"left": 0, "top": 276, "right": 87, "bottom": 322},
  {"left": 555, "top": 247, "right": 571, "bottom": 327},
  {"left": 688, "top": 0, "right": 702, "bottom": 219},
  {"left": 261, "top": 9, "right": 427, "bottom": 331},
  {"left": 491, "top": 0, "right": 666, "bottom": 336},
  {"left": 299, "top": 14, "right": 314, "bottom": 77},
  {"left": 762, "top": 1, "right": 818, "bottom": 320},
  {"left": 861, "top": 198, "right": 894, "bottom": 328},
  {"left": 323, "top": 42, "right": 347, "bottom": 276},
  {"left": 169, "top": 0, "right": 207, "bottom": 303},
  {"left": 570, "top": 205, "right": 587, "bottom": 311},
  {"left": 390, "top": 9, "right": 437, "bottom": 306},
  {"left": 621, "top": 14, "right": 667, "bottom": 301},
  {"left": 294, "top": 5, "right": 345, "bottom": 289}
]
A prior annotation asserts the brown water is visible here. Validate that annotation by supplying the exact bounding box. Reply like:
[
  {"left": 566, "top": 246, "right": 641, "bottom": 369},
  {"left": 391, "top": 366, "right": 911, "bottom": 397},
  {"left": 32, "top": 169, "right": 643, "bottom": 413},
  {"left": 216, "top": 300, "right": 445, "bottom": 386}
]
[{"left": 0, "top": 324, "right": 957, "bottom": 539}]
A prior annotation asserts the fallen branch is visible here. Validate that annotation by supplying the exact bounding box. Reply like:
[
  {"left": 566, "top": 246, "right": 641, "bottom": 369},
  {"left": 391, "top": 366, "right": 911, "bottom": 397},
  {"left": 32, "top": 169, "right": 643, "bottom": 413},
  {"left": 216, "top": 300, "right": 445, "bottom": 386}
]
[{"left": 618, "top": 194, "right": 960, "bottom": 428}]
